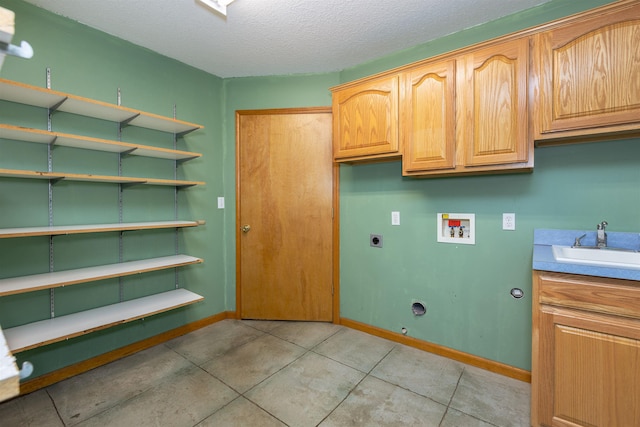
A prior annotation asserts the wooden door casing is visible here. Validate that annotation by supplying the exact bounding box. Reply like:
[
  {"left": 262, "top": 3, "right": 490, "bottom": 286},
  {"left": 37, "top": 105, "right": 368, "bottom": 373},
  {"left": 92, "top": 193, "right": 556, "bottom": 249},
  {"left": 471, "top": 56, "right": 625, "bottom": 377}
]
[{"left": 236, "top": 108, "right": 335, "bottom": 321}]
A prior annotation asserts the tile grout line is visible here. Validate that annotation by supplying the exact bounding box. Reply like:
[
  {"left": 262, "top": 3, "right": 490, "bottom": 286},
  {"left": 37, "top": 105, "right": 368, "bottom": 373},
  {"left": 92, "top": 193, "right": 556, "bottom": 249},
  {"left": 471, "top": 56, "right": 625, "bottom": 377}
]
[
  {"left": 44, "top": 388, "right": 66, "bottom": 427},
  {"left": 314, "top": 341, "right": 398, "bottom": 426},
  {"left": 359, "top": 345, "right": 462, "bottom": 416},
  {"left": 437, "top": 367, "right": 501, "bottom": 427},
  {"left": 164, "top": 322, "right": 299, "bottom": 426},
  {"left": 205, "top": 322, "right": 344, "bottom": 426},
  {"left": 438, "top": 366, "right": 465, "bottom": 427},
  {"left": 174, "top": 326, "right": 305, "bottom": 426}
]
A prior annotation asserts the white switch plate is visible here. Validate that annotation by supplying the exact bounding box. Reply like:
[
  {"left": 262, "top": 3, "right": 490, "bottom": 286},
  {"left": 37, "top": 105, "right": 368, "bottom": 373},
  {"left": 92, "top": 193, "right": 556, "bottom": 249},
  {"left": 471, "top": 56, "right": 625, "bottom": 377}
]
[
  {"left": 391, "top": 211, "right": 400, "bottom": 226},
  {"left": 503, "top": 213, "right": 515, "bottom": 230},
  {"left": 217, "top": 197, "right": 225, "bottom": 209}
]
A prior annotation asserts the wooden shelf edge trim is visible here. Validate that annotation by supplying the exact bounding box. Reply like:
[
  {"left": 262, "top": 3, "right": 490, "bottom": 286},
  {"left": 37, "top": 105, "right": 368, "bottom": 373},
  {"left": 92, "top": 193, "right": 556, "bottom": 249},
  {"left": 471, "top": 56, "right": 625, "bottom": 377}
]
[
  {"left": 0, "top": 78, "right": 203, "bottom": 135},
  {"left": 0, "top": 220, "right": 200, "bottom": 239},
  {"left": 339, "top": 317, "right": 532, "bottom": 383},
  {"left": 0, "top": 124, "right": 203, "bottom": 160},
  {"left": 4, "top": 289, "right": 204, "bottom": 353},
  {"left": 16, "top": 311, "right": 236, "bottom": 397},
  {"left": 0, "top": 255, "right": 203, "bottom": 297},
  {"left": 0, "top": 168, "right": 204, "bottom": 187}
]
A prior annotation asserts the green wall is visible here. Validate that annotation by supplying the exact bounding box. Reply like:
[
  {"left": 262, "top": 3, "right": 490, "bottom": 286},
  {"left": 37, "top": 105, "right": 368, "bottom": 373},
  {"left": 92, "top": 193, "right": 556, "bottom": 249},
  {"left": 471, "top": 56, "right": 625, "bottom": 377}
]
[
  {"left": 335, "top": 0, "right": 626, "bottom": 371},
  {"left": 0, "top": 0, "right": 225, "bottom": 378},
  {"left": 1, "top": 0, "right": 630, "bottom": 381}
]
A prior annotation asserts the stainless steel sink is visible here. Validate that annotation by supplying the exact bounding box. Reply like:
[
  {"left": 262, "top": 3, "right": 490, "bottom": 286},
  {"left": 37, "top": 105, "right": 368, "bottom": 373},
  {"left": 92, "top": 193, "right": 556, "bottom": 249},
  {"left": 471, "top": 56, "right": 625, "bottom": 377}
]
[{"left": 552, "top": 245, "right": 640, "bottom": 270}]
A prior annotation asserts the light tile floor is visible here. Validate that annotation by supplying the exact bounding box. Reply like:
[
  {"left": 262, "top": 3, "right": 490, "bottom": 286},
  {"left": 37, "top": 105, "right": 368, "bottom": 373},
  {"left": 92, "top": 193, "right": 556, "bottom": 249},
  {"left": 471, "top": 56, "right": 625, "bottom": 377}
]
[{"left": 0, "top": 320, "right": 530, "bottom": 426}]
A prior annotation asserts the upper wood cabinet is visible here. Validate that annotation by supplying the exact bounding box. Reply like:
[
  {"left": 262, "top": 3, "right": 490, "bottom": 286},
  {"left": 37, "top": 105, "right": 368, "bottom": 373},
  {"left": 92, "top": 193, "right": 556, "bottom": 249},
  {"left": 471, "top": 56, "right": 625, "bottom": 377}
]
[
  {"left": 333, "top": 1, "right": 639, "bottom": 169},
  {"left": 332, "top": 75, "right": 400, "bottom": 162},
  {"left": 533, "top": 2, "right": 640, "bottom": 143},
  {"left": 458, "top": 38, "right": 530, "bottom": 169},
  {"left": 402, "top": 59, "right": 456, "bottom": 173},
  {"left": 403, "top": 38, "right": 532, "bottom": 177}
]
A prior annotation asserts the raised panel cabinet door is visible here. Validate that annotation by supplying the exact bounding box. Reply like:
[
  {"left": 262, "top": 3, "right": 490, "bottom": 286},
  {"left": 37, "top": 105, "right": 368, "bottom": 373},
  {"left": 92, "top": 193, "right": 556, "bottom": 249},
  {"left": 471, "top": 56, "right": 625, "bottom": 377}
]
[
  {"left": 402, "top": 60, "right": 456, "bottom": 173},
  {"left": 537, "top": 308, "right": 640, "bottom": 427},
  {"left": 458, "top": 38, "right": 529, "bottom": 167},
  {"left": 534, "top": 4, "right": 640, "bottom": 137},
  {"left": 332, "top": 75, "right": 400, "bottom": 161}
]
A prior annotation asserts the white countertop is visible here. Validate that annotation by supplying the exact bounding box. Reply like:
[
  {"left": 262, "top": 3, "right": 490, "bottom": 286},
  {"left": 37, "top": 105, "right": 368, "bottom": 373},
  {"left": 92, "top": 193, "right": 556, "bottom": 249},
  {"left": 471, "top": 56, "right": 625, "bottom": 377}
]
[{"left": 533, "top": 229, "right": 640, "bottom": 281}]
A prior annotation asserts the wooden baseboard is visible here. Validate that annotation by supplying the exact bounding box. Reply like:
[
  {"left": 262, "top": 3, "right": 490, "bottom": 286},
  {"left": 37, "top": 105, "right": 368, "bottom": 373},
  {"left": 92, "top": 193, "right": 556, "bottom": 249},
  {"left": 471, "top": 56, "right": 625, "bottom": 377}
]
[
  {"left": 19, "top": 311, "right": 236, "bottom": 396},
  {"left": 18, "top": 311, "right": 529, "bottom": 397},
  {"left": 339, "top": 317, "right": 531, "bottom": 383}
]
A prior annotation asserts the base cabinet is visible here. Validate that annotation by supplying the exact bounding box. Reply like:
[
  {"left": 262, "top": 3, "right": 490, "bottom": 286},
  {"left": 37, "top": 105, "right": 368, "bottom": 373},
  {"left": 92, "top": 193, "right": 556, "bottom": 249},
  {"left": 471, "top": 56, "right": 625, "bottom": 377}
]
[{"left": 532, "top": 271, "right": 640, "bottom": 427}]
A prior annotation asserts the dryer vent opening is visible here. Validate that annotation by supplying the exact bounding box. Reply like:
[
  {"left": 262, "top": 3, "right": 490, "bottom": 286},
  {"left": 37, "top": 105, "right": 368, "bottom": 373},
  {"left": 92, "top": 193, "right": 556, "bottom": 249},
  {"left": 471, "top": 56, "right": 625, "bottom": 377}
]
[{"left": 411, "top": 301, "right": 426, "bottom": 316}]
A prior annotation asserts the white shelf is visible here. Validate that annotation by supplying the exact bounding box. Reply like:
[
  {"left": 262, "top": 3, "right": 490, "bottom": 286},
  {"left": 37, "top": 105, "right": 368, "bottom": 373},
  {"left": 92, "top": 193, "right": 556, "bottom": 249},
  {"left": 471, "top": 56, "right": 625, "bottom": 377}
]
[
  {"left": 0, "top": 220, "right": 200, "bottom": 239},
  {"left": 3, "top": 289, "right": 204, "bottom": 353},
  {"left": 0, "top": 78, "right": 203, "bottom": 135},
  {"left": 0, "top": 78, "right": 206, "bottom": 361},
  {"left": 0, "top": 124, "right": 202, "bottom": 160},
  {"left": 0, "top": 168, "right": 205, "bottom": 187},
  {"left": 0, "top": 325, "right": 19, "bottom": 403},
  {"left": 0, "top": 255, "right": 203, "bottom": 297}
]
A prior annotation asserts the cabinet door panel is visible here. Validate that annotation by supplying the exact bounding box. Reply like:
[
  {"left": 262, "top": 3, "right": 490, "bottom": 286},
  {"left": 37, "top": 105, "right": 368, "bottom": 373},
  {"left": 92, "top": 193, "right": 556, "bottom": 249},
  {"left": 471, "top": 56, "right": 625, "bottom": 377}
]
[
  {"left": 535, "top": 6, "right": 640, "bottom": 136},
  {"left": 403, "top": 60, "right": 456, "bottom": 172},
  {"left": 553, "top": 324, "right": 640, "bottom": 427},
  {"left": 460, "top": 38, "right": 529, "bottom": 167},
  {"left": 540, "top": 309, "right": 640, "bottom": 427},
  {"left": 332, "top": 76, "right": 399, "bottom": 161}
]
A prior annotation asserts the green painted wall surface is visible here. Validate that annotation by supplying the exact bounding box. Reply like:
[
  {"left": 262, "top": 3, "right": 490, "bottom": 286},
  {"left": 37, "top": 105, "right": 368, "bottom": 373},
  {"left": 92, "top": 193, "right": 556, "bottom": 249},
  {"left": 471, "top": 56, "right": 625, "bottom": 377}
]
[
  {"left": 0, "top": 0, "right": 225, "bottom": 378},
  {"left": 0, "top": 0, "right": 632, "bottom": 381},
  {"left": 339, "top": 138, "right": 640, "bottom": 370},
  {"left": 336, "top": 0, "right": 628, "bottom": 371}
]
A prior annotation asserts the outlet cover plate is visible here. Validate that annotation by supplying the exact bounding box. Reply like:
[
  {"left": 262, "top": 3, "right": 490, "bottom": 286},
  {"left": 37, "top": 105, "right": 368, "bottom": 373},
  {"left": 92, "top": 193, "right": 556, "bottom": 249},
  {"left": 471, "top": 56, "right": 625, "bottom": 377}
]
[{"left": 503, "top": 213, "right": 516, "bottom": 230}]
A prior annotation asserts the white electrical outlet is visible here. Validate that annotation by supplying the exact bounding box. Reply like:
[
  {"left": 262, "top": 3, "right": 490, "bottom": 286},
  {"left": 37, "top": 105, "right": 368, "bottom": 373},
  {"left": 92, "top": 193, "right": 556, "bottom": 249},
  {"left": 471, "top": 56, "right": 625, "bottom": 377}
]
[
  {"left": 391, "top": 211, "right": 400, "bottom": 226},
  {"left": 217, "top": 197, "right": 225, "bottom": 209},
  {"left": 503, "top": 213, "right": 516, "bottom": 230}
]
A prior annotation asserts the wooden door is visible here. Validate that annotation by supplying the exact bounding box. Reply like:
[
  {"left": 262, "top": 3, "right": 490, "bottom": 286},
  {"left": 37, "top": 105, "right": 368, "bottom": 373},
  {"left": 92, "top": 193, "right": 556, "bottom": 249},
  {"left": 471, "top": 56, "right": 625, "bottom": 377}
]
[
  {"left": 402, "top": 59, "right": 456, "bottom": 174},
  {"left": 332, "top": 74, "right": 400, "bottom": 162},
  {"left": 236, "top": 108, "right": 335, "bottom": 321}
]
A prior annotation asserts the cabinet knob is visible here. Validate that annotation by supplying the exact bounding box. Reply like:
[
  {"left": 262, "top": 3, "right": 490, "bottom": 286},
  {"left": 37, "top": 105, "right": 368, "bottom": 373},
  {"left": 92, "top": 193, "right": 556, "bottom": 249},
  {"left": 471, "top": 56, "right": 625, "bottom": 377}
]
[{"left": 241, "top": 224, "right": 251, "bottom": 233}]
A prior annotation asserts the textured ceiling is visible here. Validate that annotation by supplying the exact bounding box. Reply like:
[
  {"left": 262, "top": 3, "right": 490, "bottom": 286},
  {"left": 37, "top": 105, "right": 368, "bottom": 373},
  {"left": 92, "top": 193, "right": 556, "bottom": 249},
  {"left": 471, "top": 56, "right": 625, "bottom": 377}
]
[{"left": 22, "top": 0, "right": 550, "bottom": 78}]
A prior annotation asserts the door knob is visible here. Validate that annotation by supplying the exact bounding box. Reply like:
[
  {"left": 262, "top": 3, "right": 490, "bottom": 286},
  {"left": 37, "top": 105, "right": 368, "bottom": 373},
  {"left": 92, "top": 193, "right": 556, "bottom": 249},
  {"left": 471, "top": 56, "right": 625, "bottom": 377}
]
[{"left": 241, "top": 224, "right": 251, "bottom": 233}]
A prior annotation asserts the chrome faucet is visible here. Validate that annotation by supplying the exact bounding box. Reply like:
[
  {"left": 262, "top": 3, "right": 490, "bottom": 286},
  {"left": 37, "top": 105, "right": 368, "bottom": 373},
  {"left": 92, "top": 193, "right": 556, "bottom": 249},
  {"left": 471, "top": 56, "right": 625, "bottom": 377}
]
[{"left": 596, "top": 221, "right": 608, "bottom": 248}]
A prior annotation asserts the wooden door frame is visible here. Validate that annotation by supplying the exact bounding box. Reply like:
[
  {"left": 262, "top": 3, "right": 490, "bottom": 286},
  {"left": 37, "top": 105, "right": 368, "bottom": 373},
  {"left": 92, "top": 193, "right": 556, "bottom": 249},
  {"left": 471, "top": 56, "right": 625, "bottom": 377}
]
[{"left": 235, "top": 107, "right": 340, "bottom": 323}]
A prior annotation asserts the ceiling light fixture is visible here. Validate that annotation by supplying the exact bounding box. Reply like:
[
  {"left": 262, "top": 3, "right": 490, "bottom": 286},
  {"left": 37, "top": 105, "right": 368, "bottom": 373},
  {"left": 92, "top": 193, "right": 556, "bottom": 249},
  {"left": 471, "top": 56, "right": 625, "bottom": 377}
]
[{"left": 197, "top": 0, "right": 236, "bottom": 17}]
